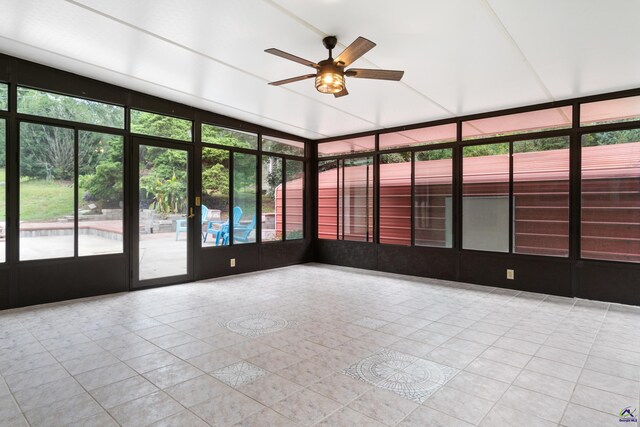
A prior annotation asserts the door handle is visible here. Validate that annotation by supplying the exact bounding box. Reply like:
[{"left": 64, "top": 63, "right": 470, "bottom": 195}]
[{"left": 187, "top": 207, "right": 195, "bottom": 218}]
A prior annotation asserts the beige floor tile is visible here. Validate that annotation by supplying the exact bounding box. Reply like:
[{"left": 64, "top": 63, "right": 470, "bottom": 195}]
[
  {"left": 165, "top": 375, "right": 231, "bottom": 407},
  {"left": 348, "top": 387, "right": 417, "bottom": 426},
  {"left": 514, "top": 369, "right": 576, "bottom": 400},
  {"left": 24, "top": 393, "right": 103, "bottom": 427},
  {"left": 109, "top": 391, "right": 184, "bottom": 427},
  {"left": 190, "top": 389, "right": 265, "bottom": 426},
  {"left": 561, "top": 403, "right": 622, "bottom": 427},
  {"left": 231, "top": 407, "right": 296, "bottom": 427},
  {"left": 480, "top": 403, "right": 557, "bottom": 427},
  {"left": 499, "top": 385, "right": 568, "bottom": 423},
  {"left": 149, "top": 410, "right": 208, "bottom": 427},
  {"left": 143, "top": 361, "right": 203, "bottom": 389},
  {"left": 424, "top": 386, "right": 494, "bottom": 425},
  {"left": 309, "top": 372, "right": 373, "bottom": 404},
  {"left": 446, "top": 371, "right": 509, "bottom": 402},
  {"left": 273, "top": 388, "right": 342, "bottom": 426},
  {"left": 12, "top": 376, "right": 84, "bottom": 412},
  {"left": 316, "top": 406, "right": 385, "bottom": 426},
  {"left": 399, "top": 406, "right": 474, "bottom": 427},
  {"left": 75, "top": 362, "right": 137, "bottom": 390},
  {"left": 90, "top": 375, "right": 158, "bottom": 409}
]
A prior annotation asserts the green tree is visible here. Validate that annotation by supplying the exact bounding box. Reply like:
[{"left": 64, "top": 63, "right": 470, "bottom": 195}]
[
  {"left": 131, "top": 110, "right": 191, "bottom": 141},
  {"left": 78, "top": 136, "right": 123, "bottom": 208}
]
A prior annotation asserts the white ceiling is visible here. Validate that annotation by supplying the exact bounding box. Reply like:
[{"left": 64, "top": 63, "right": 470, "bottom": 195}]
[{"left": 0, "top": 0, "right": 639, "bottom": 140}]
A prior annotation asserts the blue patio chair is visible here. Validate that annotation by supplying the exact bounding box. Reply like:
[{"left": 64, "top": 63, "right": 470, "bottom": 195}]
[
  {"left": 233, "top": 214, "right": 257, "bottom": 244},
  {"left": 175, "top": 205, "right": 209, "bottom": 241},
  {"left": 205, "top": 206, "right": 243, "bottom": 245}
]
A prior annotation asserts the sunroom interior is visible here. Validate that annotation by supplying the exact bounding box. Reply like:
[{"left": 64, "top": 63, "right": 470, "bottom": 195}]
[{"left": 0, "top": 1, "right": 638, "bottom": 426}]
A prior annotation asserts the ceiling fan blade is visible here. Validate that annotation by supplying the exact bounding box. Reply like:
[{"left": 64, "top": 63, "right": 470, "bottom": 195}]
[
  {"left": 334, "top": 87, "right": 349, "bottom": 98},
  {"left": 265, "top": 48, "right": 319, "bottom": 69},
  {"left": 268, "top": 74, "right": 316, "bottom": 86},
  {"left": 335, "top": 37, "right": 376, "bottom": 67},
  {"left": 346, "top": 68, "right": 404, "bottom": 81}
]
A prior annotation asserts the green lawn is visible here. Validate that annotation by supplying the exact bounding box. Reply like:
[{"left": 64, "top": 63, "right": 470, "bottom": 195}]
[{"left": 0, "top": 169, "right": 91, "bottom": 221}]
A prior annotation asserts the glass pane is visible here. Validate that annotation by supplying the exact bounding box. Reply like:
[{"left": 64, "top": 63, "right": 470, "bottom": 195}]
[
  {"left": 581, "top": 129, "right": 640, "bottom": 263},
  {"left": 379, "top": 123, "right": 456, "bottom": 150},
  {"left": 20, "top": 122, "right": 75, "bottom": 260},
  {"left": 202, "top": 147, "right": 230, "bottom": 247},
  {"left": 318, "top": 160, "right": 338, "bottom": 240},
  {"left": 17, "top": 87, "right": 124, "bottom": 128},
  {"left": 513, "top": 137, "right": 569, "bottom": 257},
  {"left": 0, "top": 119, "right": 5, "bottom": 262},
  {"left": 581, "top": 95, "right": 640, "bottom": 126},
  {"left": 78, "top": 132, "right": 124, "bottom": 256},
  {"left": 379, "top": 152, "right": 411, "bottom": 246},
  {"left": 343, "top": 157, "right": 373, "bottom": 242},
  {"left": 262, "top": 136, "right": 304, "bottom": 157},
  {"left": 233, "top": 153, "right": 257, "bottom": 244},
  {"left": 415, "top": 149, "right": 453, "bottom": 248},
  {"left": 285, "top": 160, "right": 304, "bottom": 240},
  {"left": 131, "top": 110, "right": 192, "bottom": 141},
  {"left": 462, "top": 143, "right": 510, "bottom": 252},
  {"left": 202, "top": 124, "right": 257, "bottom": 149},
  {"left": 0, "top": 83, "right": 7, "bottom": 111},
  {"left": 138, "top": 146, "right": 188, "bottom": 279},
  {"left": 318, "top": 136, "right": 375, "bottom": 158},
  {"left": 462, "top": 107, "right": 572, "bottom": 140},
  {"left": 262, "top": 156, "right": 282, "bottom": 242}
]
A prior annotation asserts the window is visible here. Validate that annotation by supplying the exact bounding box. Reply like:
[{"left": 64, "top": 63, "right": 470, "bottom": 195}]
[
  {"left": 581, "top": 129, "right": 640, "bottom": 263},
  {"left": 318, "top": 136, "right": 375, "bottom": 158},
  {"left": 581, "top": 95, "right": 640, "bottom": 127},
  {"left": 415, "top": 148, "right": 453, "bottom": 248},
  {"left": 131, "top": 109, "right": 191, "bottom": 141},
  {"left": 343, "top": 157, "right": 374, "bottom": 242},
  {"left": 262, "top": 136, "right": 304, "bottom": 157},
  {"left": 513, "top": 137, "right": 569, "bottom": 257},
  {"left": 285, "top": 160, "right": 304, "bottom": 240},
  {"left": 317, "top": 160, "right": 338, "bottom": 240},
  {"left": 19, "top": 123, "right": 124, "bottom": 260},
  {"left": 78, "top": 132, "right": 124, "bottom": 256},
  {"left": 20, "top": 122, "right": 75, "bottom": 260},
  {"left": 462, "top": 143, "right": 510, "bottom": 252},
  {"left": 379, "top": 152, "right": 411, "bottom": 246},
  {"left": 0, "top": 119, "right": 5, "bottom": 262},
  {"left": 462, "top": 107, "right": 572, "bottom": 140},
  {"left": 317, "top": 157, "right": 373, "bottom": 242},
  {"left": 202, "top": 124, "right": 257, "bottom": 149},
  {"left": 17, "top": 87, "right": 124, "bottom": 128},
  {"left": 202, "top": 147, "right": 230, "bottom": 247},
  {"left": 262, "top": 155, "right": 282, "bottom": 242},
  {"left": 379, "top": 123, "right": 456, "bottom": 150},
  {"left": 233, "top": 153, "right": 257, "bottom": 244},
  {"left": 0, "top": 83, "right": 7, "bottom": 111}
]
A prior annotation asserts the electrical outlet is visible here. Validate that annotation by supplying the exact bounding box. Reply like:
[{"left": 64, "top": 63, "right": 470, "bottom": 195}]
[
  {"left": 506, "top": 269, "right": 514, "bottom": 280},
  {"left": 230, "top": 258, "right": 236, "bottom": 268}
]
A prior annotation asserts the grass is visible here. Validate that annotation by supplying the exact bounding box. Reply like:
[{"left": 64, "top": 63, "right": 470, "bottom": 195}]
[
  {"left": 20, "top": 178, "right": 77, "bottom": 221},
  {"left": 0, "top": 169, "right": 92, "bottom": 222}
]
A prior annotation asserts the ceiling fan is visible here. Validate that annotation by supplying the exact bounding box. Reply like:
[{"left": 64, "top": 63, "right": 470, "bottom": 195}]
[{"left": 265, "top": 36, "right": 404, "bottom": 98}]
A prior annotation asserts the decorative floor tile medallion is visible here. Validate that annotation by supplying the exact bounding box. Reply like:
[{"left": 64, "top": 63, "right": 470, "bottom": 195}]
[
  {"left": 344, "top": 349, "right": 458, "bottom": 403},
  {"left": 211, "top": 361, "right": 267, "bottom": 387},
  {"left": 224, "top": 313, "right": 290, "bottom": 338}
]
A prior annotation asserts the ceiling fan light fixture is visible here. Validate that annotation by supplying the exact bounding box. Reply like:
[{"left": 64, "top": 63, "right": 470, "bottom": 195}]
[
  {"left": 266, "top": 35, "right": 403, "bottom": 97},
  {"left": 315, "top": 71, "right": 345, "bottom": 94}
]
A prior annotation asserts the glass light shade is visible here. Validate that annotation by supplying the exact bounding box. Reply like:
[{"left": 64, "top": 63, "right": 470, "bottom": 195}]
[{"left": 315, "top": 72, "right": 345, "bottom": 94}]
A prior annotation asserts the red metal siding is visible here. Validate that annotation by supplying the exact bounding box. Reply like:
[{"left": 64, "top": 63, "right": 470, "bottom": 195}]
[{"left": 307, "top": 141, "right": 640, "bottom": 262}]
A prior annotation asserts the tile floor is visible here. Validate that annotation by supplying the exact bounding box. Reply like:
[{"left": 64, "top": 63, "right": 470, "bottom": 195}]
[{"left": 0, "top": 263, "right": 639, "bottom": 426}]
